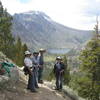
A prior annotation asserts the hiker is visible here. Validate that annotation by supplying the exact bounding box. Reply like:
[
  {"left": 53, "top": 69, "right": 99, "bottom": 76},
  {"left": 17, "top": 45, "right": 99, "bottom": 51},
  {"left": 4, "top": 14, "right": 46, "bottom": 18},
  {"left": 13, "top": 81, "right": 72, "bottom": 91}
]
[
  {"left": 54, "top": 56, "right": 65, "bottom": 90},
  {"left": 38, "top": 49, "right": 46, "bottom": 84},
  {"left": 32, "top": 51, "right": 39, "bottom": 88},
  {"left": 24, "top": 51, "right": 37, "bottom": 92}
]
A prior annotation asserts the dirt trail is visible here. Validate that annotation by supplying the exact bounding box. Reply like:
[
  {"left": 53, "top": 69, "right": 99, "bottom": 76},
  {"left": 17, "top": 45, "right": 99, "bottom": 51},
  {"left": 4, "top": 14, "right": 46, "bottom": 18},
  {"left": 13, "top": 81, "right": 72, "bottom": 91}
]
[{"left": 0, "top": 81, "right": 72, "bottom": 100}]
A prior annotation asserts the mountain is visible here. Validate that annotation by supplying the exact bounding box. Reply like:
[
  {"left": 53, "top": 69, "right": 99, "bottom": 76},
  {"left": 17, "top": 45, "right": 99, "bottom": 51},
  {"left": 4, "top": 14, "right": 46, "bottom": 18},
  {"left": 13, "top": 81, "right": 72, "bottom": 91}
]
[{"left": 12, "top": 11, "right": 93, "bottom": 51}]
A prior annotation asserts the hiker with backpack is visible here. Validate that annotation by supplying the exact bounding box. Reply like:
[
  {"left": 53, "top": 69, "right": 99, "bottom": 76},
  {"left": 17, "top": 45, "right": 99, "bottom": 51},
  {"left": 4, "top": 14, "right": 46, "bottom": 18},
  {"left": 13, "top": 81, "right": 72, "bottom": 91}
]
[
  {"left": 24, "top": 51, "right": 37, "bottom": 93},
  {"left": 32, "top": 51, "right": 39, "bottom": 88},
  {"left": 53, "top": 56, "right": 65, "bottom": 90},
  {"left": 38, "top": 49, "right": 46, "bottom": 84}
]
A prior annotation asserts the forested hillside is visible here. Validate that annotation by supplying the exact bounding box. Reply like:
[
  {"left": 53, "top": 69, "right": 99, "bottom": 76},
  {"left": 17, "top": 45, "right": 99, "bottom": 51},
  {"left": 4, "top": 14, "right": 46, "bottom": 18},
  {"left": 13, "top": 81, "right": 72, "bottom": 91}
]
[{"left": 0, "top": 2, "right": 28, "bottom": 66}]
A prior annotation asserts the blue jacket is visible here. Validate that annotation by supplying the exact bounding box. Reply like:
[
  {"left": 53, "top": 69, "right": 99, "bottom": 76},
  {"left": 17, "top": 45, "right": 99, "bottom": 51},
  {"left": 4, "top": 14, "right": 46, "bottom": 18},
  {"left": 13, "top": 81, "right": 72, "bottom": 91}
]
[
  {"left": 54, "top": 62, "right": 65, "bottom": 76},
  {"left": 38, "top": 55, "right": 44, "bottom": 65}
]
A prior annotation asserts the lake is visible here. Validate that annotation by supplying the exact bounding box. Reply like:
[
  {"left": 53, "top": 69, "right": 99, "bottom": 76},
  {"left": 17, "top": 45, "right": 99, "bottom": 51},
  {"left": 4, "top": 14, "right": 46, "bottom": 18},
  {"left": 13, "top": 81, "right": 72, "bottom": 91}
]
[{"left": 47, "top": 48, "right": 71, "bottom": 54}]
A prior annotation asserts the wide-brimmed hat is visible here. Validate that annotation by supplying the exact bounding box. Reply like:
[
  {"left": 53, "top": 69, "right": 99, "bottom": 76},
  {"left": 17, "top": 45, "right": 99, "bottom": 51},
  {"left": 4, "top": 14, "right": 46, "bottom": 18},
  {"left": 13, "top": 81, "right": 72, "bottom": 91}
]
[
  {"left": 39, "top": 48, "right": 46, "bottom": 52},
  {"left": 56, "top": 56, "right": 62, "bottom": 60},
  {"left": 33, "top": 52, "right": 39, "bottom": 54},
  {"left": 25, "top": 51, "right": 31, "bottom": 55}
]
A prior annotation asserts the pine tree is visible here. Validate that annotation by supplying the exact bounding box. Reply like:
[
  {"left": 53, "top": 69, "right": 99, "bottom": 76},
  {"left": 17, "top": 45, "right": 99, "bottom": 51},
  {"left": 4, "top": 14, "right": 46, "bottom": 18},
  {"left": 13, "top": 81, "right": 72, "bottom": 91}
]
[
  {"left": 63, "top": 55, "right": 70, "bottom": 85},
  {"left": 77, "top": 39, "right": 100, "bottom": 100},
  {"left": 0, "top": 1, "right": 29, "bottom": 66},
  {"left": 0, "top": 1, "right": 14, "bottom": 58},
  {"left": 22, "top": 43, "right": 28, "bottom": 65},
  {"left": 13, "top": 37, "right": 28, "bottom": 66},
  {"left": 23, "top": 44, "right": 28, "bottom": 52},
  {"left": 14, "top": 37, "right": 23, "bottom": 66}
]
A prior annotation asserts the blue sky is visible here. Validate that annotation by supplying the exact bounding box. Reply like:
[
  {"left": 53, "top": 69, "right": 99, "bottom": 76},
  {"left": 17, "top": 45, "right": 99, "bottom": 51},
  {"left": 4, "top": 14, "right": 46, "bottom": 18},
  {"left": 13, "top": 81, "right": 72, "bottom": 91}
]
[
  {"left": 1, "top": 0, "right": 100, "bottom": 30},
  {"left": 18, "top": 0, "right": 32, "bottom": 3}
]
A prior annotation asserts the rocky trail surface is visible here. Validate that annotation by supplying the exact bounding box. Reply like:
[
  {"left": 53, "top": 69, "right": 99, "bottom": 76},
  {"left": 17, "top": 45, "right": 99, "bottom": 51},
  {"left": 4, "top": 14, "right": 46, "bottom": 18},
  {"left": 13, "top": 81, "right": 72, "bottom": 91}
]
[
  {"left": 0, "top": 52, "right": 73, "bottom": 100},
  {"left": 0, "top": 80, "right": 72, "bottom": 100}
]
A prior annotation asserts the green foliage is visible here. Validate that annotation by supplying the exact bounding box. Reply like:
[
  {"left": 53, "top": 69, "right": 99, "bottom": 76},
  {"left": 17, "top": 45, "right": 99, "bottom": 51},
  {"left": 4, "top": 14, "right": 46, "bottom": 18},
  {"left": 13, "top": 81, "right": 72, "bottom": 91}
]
[
  {"left": 76, "top": 39, "right": 100, "bottom": 100},
  {"left": 63, "top": 55, "right": 71, "bottom": 85},
  {"left": 46, "top": 69, "right": 54, "bottom": 81},
  {"left": 0, "top": 2, "right": 14, "bottom": 59},
  {"left": 76, "top": 76, "right": 100, "bottom": 100},
  {"left": 0, "top": 1, "right": 28, "bottom": 66},
  {"left": 69, "top": 73, "right": 79, "bottom": 91},
  {"left": 43, "top": 54, "right": 55, "bottom": 81},
  {"left": 14, "top": 37, "right": 28, "bottom": 66}
]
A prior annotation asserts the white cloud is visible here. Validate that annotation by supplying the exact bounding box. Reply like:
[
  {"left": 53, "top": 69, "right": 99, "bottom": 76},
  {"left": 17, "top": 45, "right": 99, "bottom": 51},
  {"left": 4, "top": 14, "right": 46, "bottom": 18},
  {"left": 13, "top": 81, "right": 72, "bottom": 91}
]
[
  {"left": 1, "top": 0, "right": 100, "bottom": 30},
  {"left": 1, "top": 0, "right": 33, "bottom": 14}
]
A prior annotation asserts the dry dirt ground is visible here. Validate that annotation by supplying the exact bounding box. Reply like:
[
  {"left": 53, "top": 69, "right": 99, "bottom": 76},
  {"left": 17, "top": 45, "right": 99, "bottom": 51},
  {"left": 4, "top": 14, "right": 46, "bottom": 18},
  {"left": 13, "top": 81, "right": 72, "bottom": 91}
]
[{"left": 0, "top": 81, "right": 72, "bottom": 100}]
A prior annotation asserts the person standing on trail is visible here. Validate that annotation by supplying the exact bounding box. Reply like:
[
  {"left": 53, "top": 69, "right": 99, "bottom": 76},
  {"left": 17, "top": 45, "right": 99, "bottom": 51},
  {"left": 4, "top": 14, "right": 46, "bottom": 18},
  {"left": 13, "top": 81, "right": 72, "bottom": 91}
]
[
  {"left": 24, "top": 51, "right": 37, "bottom": 93},
  {"left": 38, "top": 49, "right": 46, "bottom": 84},
  {"left": 53, "top": 56, "right": 65, "bottom": 90},
  {"left": 32, "top": 52, "right": 39, "bottom": 88}
]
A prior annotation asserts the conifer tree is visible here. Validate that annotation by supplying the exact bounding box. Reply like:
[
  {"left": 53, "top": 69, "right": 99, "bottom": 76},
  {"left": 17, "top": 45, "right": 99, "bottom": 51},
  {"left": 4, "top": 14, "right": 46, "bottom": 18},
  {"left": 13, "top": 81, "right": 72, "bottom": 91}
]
[
  {"left": 23, "top": 44, "right": 28, "bottom": 52},
  {"left": 0, "top": 1, "right": 14, "bottom": 58},
  {"left": 22, "top": 43, "right": 28, "bottom": 65},
  {"left": 14, "top": 37, "right": 23, "bottom": 66},
  {"left": 63, "top": 55, "right": 70, "bottom": 85},
  {"left": 77, "top": 38, "right": 100, "bottom": 100},
  {"left": 0, "top": 1, "right": 29, "bottom": 66}
]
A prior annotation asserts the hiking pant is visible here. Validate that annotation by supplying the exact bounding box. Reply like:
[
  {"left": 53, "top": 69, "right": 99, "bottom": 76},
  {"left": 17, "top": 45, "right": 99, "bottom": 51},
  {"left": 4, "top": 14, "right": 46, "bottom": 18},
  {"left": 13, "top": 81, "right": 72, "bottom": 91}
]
[
  {"left": 27, "top": 70, "right": 36, "bottom": 91},
  {"left": 34, "top": 67, "right": 39, "bottom": 87},
  {"left": 55, "top": 74, "right": 63, "bottom": 89},
  {"left": 38, "top": 66, "right": 43, "bottom": 81}
]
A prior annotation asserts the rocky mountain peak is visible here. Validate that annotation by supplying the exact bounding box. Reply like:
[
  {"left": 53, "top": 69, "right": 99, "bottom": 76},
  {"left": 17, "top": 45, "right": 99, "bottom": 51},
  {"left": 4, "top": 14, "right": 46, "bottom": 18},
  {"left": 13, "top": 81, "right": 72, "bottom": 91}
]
[{"left": 12, "top": 11, "right": 93, "bottom": 51}]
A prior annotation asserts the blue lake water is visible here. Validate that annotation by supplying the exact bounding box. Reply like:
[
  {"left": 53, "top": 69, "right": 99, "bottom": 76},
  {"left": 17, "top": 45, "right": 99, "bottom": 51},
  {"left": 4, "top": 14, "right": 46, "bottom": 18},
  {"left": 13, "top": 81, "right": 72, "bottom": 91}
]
[{"left": 47, "top": 48, "right": 71, "bottom": 54}]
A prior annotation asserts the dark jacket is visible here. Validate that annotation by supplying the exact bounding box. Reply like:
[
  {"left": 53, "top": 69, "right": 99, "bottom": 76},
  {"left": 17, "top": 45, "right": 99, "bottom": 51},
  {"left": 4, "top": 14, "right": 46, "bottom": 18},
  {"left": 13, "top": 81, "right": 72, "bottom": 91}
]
[
  {"left": 54, "top": 62, "right": 65, "bottom": 76},
  {"left": 38, "top": 55, "right": 44, "bottom": 65}
]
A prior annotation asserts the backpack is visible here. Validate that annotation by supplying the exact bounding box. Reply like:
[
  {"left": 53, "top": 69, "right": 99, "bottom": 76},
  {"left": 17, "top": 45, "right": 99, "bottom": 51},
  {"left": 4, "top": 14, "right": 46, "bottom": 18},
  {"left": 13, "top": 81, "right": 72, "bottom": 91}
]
[{"left": 23, "top": 66, "right": 29, "bottom": 75}]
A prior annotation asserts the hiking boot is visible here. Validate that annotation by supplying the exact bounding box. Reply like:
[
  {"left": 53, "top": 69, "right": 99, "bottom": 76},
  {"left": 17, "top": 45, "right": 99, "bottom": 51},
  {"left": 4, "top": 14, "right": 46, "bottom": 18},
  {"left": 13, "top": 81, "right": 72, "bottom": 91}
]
[
  {"left": 27, "top": 87, "right": 30, "bottom": 90},
  {"left": 58, "top": 89, "right": 62, "bottom": 92},
  {"left": 35, "top": 86, "right": 39, "bottom": 88},
  {"left": 30, "top": 89, "right": 37, "bottom": 93},
  {"left": 55, "top": 88, "right": 59, "bottom": 90},
  {"left": 38, "top": 80, "right": 43, "bottom": 84}
]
